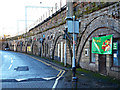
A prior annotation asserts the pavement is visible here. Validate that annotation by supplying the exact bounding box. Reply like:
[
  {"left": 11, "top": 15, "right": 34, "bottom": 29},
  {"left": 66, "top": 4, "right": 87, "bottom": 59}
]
[{"left": 26, "top": 53, "right": 120, "bottom": 89}]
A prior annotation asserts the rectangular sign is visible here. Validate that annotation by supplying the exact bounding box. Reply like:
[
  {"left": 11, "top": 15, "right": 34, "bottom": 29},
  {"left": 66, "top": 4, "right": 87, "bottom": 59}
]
[
  {"left": 67, "top": 20, "right": 79, "bottom": 34},
  {"left": 92, "top": 35, "right": 113, "bottom": 54},
  {"left": 113, "top": 42, "right": 118, "bottom": 50}
]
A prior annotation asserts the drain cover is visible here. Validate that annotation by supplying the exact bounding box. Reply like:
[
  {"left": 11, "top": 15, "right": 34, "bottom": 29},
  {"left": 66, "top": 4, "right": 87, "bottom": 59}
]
[{"left": 14, "top": 66, "right": 29, "bottom": 71}]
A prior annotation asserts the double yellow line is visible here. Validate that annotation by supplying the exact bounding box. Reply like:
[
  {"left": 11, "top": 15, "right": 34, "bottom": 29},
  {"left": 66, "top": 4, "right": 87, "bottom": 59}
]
[{"left": 27, "top": 55, "right": 65, "bottom": 78}]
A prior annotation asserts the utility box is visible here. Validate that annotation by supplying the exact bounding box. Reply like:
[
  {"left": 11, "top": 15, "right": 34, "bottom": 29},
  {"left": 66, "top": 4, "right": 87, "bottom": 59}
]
[{"left": 67, "top": 20, "right": 79, "bottom": 34}]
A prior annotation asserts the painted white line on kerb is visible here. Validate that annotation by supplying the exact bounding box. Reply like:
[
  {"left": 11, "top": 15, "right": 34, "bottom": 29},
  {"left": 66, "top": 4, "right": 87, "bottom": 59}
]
[{"left": 9, "top": 64, "right": 12, "bottom": 69}]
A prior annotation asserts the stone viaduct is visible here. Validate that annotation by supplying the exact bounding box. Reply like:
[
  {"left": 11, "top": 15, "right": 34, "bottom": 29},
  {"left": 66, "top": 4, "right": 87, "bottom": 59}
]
[{"left": 1, "top": 2, "right": 120, "bottom": 79}]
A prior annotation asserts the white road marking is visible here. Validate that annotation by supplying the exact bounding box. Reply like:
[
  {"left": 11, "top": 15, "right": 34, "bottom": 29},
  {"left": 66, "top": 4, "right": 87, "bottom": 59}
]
[
  {"left": 16, "top": 78, "right": 28, "bottom": 81},
  {"left": 11, "top": 60, "right": 13, "bottom": 63},
  {"left": 52, "top": 76, "right": 61, "bottom": 89},
  {"left": 22, "top": 54, "right": 66, "bottom": 88},
  {"left": 42, "top": 77, "right": 56, "bottom": 80},
  {"left": 8, "top": 64, "right": 13, "bottom": 69},
  {"left": 52, "top": 70, "right": 65, "bottom": 89},
  {"left": 16, "top": 77, "right": 56, "bottom": 82}
]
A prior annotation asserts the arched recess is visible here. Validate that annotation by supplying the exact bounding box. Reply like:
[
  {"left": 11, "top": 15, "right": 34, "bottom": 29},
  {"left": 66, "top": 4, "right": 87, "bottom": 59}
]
[
  {"left": 31, "top": 42, "right": 39, "bottom": 55},
  {"left": 52, "top": 33, "right": 73, "bottom": 63},
  {"left": 76, "top": 14, "right": 119, "bottom": 58},
  {"left": 16, "top": 41, "right": 23, "bottom": 52},
  {"left": 22, "top": 41, "right": 26, "bottom": 52},
  {"left": 13, "top": 41, "right": 17, "bottom": 52},
  {"left": 46, "top": 43, "right": 49, "bottom": 56},
  {"left": 25, "top": 42, "right": 31, "bottom": 53},
  {"left": 77, "top": 15, "right": 120, "bottom": 67},
  {"left": 52, "top": 34, "right": 63, "bottom": 59},
  {"left": 16, "top": 41, "right": 20, "bottom": 52}
]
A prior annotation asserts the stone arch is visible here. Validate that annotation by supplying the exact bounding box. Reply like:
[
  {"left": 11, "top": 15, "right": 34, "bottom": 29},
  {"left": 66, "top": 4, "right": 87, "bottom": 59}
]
[
  {"left": 22, "top": 40, "right": 26, "bottom": 52},
  {"left": 52, "top": 34, "right": 63, "bottom": 59},
  {"left": 6, "top": 42, "right": 10, "bottom": 48},
  {"left": 13, "top": 41, "right": 17, "bottom": 51},
  {"left": 16, "top": 41, "right": 20, "bottom": 52},
  {"left": 52, "top": 32, "right": 73, "bottom": 64},
  {"left": 46, "top": 43, "right": 49, "bottom": 56},
  {"left": 76, "top": 14, "right": 119, "bottom": 57},
  {"left": 31, "top": 42, "right": 39, "bottom": 55},
  {"left": 16, "top": 40, "right": 24, "bottom": 52},
  {"left": 25, "top": 42, "right": 32, "bottom": 53},
  {"left": 8, "top": 41, "right": 12, "bottom": 50},
  {"left": 77, "top": 15, "right": 120, "bottom": 67}
]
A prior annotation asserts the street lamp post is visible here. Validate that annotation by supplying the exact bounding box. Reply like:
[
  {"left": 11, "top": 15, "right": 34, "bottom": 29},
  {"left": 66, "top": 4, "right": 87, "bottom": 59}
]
[
  {"left": 72, "top": 16, "right": 77, "bottom": 82},
  {"left": 64, "top": 26, "right": 67, "bottom": 67},
  {"left": 66, "top": 1, "right": 79, "bottom": 88}
]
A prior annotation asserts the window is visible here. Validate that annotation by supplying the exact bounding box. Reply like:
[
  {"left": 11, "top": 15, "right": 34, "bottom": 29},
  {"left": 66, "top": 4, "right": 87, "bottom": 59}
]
[{"left": 85, "top": 49, "right": 89, "bottom": 56}]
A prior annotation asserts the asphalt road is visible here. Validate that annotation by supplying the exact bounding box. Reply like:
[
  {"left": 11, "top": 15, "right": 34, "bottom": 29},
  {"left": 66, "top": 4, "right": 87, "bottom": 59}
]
[{"left": 0, "top": 50, "right": 65, "bottom": 89}]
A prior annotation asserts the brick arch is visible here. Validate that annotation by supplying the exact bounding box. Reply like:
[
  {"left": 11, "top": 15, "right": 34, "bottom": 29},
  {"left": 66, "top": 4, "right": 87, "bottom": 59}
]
[{"left": 77, "top": 16, "right": 120, "bottom": 67}]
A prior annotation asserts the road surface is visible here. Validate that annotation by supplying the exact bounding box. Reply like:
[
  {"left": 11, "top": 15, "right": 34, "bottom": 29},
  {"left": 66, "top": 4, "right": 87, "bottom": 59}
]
[{"left": 0, "top": 50, "right": 65, "bottom": 89}]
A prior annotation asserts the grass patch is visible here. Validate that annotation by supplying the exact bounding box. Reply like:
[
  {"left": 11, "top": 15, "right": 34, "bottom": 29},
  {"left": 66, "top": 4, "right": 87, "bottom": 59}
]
[
  {"left": 36, "top": 56, "right": 72, "bottom": 68},
  {"left": 76, "top": 68, "right": 91, "bottom": 73},
  {"left": 76, "top": 68, "right": 120, "bottom": 85}
]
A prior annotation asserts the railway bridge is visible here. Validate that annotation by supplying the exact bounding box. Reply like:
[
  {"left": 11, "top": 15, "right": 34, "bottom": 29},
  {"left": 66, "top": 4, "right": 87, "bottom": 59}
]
[{"left": 1, "top": 2, "right": 120, "bottom": 79}]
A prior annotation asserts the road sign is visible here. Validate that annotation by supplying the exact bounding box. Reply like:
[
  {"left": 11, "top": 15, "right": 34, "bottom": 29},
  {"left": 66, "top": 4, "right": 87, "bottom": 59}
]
[
  {"left": 39, "top": 38, "right": 43, "bottom": 43},
  {"left": 43, "top": 34, "right": 45, "bottom": 38},
  {"left": 67, "top": 20, "right": 79, "bottom": 34},
  {"left": 113, "top": 42, "right": 118, "bottom": 50}
]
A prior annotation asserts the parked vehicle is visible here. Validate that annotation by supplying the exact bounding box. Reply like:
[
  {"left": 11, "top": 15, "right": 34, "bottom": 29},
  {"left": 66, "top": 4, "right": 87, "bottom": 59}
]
[{"left": 5, "top": 47, "right": 10, "bottom": 51}]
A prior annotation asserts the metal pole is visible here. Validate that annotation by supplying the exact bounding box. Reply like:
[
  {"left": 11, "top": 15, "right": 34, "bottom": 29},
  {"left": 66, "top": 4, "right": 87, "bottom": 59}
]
[
  {"left": 72, "top": 16, "right": 76, "bottom": 77},
  {"left": 72, "top": 15, "right": 77, "bottom": 88},
  {"left": 25, "top": 7, "right": 27, "bottom": 33},
  {"left": 66, "top": 0, "right": 77, "bottom": 87},
  {"left": 41, "top": 41, "right": 42, "bottom": 57}
]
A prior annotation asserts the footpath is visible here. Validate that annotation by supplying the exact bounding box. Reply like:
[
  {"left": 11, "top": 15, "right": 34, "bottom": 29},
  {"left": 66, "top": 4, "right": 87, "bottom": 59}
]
[{"left": 27, "top": 53, "right": 120, "bottom": 89}]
